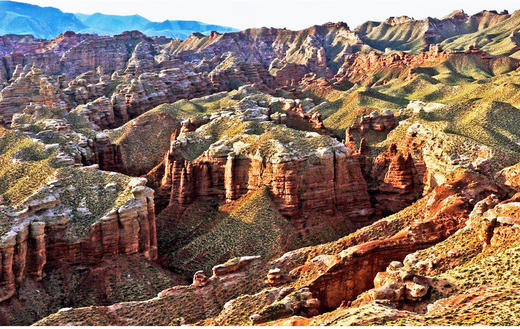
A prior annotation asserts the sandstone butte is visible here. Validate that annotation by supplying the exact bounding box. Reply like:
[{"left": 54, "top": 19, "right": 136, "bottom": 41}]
[{"left": 1, "top": 6, "right": 520, "bottom": 326}]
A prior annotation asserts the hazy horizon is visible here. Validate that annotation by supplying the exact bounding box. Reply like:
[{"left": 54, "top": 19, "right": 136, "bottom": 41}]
[{"left": 21, "top": 0, "right": 520, "bottom": 30}]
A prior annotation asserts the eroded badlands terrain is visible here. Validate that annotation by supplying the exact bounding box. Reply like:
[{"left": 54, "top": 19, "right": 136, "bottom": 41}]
[{"left": 1, "top": 9, "right": 520, "bottom": 325}]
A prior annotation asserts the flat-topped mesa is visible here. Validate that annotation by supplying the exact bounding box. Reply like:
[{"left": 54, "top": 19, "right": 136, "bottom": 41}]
[
  {"left": 158, "top": 114, "right": 374, "bottom": 227},
  {"left": 0, "top": 170, "right": 158, "bottom": 303}
]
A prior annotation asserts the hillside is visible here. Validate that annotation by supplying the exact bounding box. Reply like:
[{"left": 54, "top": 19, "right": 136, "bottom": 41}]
[{"left": 0, "top": 0, "right": 86, "bottom": 38}]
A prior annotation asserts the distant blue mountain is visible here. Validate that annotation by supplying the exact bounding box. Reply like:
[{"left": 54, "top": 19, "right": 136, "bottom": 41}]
[
  {"left": 75, "top": 13, "right": 237, "bottom": 39},
  {"left": 0, "top": 1, "right": 86, "bottom": 38},
  {"left": 0, "top": 1, "right": 237, "bottom": 39}
]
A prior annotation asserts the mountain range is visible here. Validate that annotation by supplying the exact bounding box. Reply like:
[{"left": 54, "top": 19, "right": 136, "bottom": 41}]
[{"left": 0, "top": 0, "right": 237, "bottom": 39}]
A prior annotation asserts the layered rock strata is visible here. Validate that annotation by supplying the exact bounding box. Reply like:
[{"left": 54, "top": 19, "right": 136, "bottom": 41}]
[
  {"left": 0, "top": 174, "right": 157, "bottom": 303},
  {"left": 157, "top": 114, "right": 374, "bottom": 229},
  {"left": 369, "top": 144, "right": 424, "bottom": 215},
  {"left": 270, "top": 169, "right": 504, "bottom": 313}
]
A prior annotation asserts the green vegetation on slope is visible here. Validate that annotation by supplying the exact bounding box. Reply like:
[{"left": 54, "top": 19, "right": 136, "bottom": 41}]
[
  {"left": 0, "top": 127, "right": 57, "bottom": 207},
  {"left": 442, "top": 11, "right": 520, "bottom": 56},
  {"left": 43, "top": 167, "right": 134, "bottom": 239},
  {"left": 107, "top": 91, "right": 239, "bottom": 173},
  {"left": 161, "top": 187, "right": 301, "bottom": 277}
]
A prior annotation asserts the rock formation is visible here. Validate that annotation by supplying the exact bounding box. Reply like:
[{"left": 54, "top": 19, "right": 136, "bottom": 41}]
[
  {"left": 266, "top": 169, "right": 504, "bottom": 311},
  {"left": 157, "top": 112, "right": 374, "bottom": 230},
  {"left": 354, "top": 110, "right": 398, "bottom": 133},
  {"left": 369, "top": 144, "right": 423, "bottom": 215},
  {"left": 0, "top": 172, "right": 157, "bottom": 303}
]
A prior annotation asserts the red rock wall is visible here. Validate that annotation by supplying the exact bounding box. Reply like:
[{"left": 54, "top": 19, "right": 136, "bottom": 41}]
[
  {"left": 369, "top": 144, "right": 424, "bottom": 215},
  {"left": 0, "top": 186, "right": 157, "bottom": 303},
  {"left": 158, "top": 146, "right": 374, "bottom": 228},
  {"left": 300, "top": 170, "right": 504, "bottom": 310}
]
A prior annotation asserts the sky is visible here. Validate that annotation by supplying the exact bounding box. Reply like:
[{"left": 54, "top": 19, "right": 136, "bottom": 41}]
[{"left": 23, "top": 0, "right": 520, "bottom": 30}]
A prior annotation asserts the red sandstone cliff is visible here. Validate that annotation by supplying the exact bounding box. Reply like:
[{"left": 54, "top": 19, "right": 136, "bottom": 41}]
[
  {"left": 368, "top": 144, "right": 424, "bottom": 215},
  {"left": 156, "top": 118, "right": 374, "bottom": 230},
  {"left": 267, "top": 169, "right": 505, "bottom": 315},
  {"left": 0, "top": 176, "right": 157, "bottom": 303}
]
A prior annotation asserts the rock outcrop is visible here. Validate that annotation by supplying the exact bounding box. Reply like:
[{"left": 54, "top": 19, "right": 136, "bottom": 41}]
[
  {"left": 353, "top": 260, "right": 431, "bottom": 307},
  {"left": 3, "top": 9, "right": 520, "bottom": 327},
  {"left": 334, "top": 44, "right": 519, "bottom": 87},
  {"left": 350, "top": 109, "right": 398, "bottom": 133},
  {"left": 278, "top": 169, "right": 504, "bottom": 310},
  {"left": 157, "top": 114, "right": 374, "bottom": 230},
  {"left": 369, "top": 144, "right": 424, "bottom": 215},
  {"left": 250, "top": 287, "right": 320, "bottom": 324},
  {"left": 35, "top": 256, "right": 265, "bottom": 326},
  {"left": 0, "top": 171, "right": 157, "bottom": 303},
  {"left": 88, "top": 133, "right": 124, "bottom": 172}
]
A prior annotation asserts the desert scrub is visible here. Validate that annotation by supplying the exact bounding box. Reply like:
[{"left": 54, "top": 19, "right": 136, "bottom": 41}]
[
  {"left": 156, "top": 200, "right": 221, "bottom": 262},
  {"left": 168, "top": 187, "right": 299, "bottom": 276},
  {"left": 441, "top": 241, "right": 520, "bottom": 291},
  {"left": 441, "top": 12, "right": 520, "bottom": 56},
  {"left": 177, "top": 116, "right": 252, "bottom": 160},
  {"left": 242, "top": 123, "right": 340, "bottom": 160},
  {"left": 65, "top": 112, "right": 91, "bottom": 131},
  {"left": 39, "top": 166, "right": 134, "bottom": 239},
  {"left": 207, "top": 289, "right": 284, "bottom": 325},
  {"left": 214, "top": 54, "right": 236, "bottom": 71},
  {"left": 0, "top": 207, "right": 20, "bottom": 236},
  {"left": 257, "top": 301, "right": 291, "bottom": 322},
  {"left": 158, "top": 91, "right": 238, "bottom": 119},
  {"left": 411, "top": 225, "right": 483, "bottom": 276},
  {"left": 179, "top": 116, "right": 345, "bottom": 163},
  {"left": 0, "top": 128, "right": 58, "bottom": 206},
  {"left": 317, "top": 87, "right": 404, "bottom": 132},
  {"left": 107, "top": 109, "right": 182, "bottom": 173},
  {"left": 303, "top": 198, "right": 427, "bottom": 261},
  {"left": 383, "top": 287, "right": 520, "bottom": 325},
  {"left": 102, "top": 257, "right": 184, "bottom": 303}
]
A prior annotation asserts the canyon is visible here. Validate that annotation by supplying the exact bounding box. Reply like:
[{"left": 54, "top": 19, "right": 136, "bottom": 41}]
[{"left": 1, "top": 7, "right": 520, "bottom": 326}]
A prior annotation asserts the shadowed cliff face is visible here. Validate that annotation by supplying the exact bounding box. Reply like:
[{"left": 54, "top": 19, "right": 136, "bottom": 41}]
[{"left": 2, "top": 8, "right": 520, "bottom": 327}]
